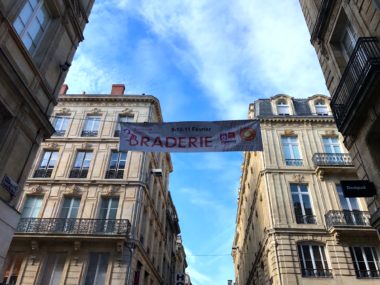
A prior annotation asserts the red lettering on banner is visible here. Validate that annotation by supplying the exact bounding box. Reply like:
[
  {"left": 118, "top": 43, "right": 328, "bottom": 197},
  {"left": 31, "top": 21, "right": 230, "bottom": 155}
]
[
  {"left": 166, "top": 137, "right": 177, "bottom": 147},
  {"left": 205, "top": 136, "right": 212, "bottom": 147},
  {"left": 152, "top": 137, "right": 163, "bottom": 147},
  {"left": 141, "top": 137, "right": 150, "bottom": 146},
  {"left": 189, "top": 137, "right": 197, "bottom": 148},
  {"left": 130, "top": 136, "right": 139, "bottom": 146},
  {"left": 178, "top": 137, "right": 186, "bottom": 148}
]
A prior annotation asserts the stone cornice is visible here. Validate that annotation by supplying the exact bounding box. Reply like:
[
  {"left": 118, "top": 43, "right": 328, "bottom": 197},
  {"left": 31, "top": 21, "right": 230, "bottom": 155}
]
[
  {"left": 58, "top": 94, "right": 163, "bottom": 121},
  {"left": 258, "top": 115, "right": 335, "bottom": 123}
]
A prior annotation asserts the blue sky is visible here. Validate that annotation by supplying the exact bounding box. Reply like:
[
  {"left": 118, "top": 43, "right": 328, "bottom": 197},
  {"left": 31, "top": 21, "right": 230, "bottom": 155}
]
[{"left": 65, "top": 0, "right": 328, "bottom": 284}]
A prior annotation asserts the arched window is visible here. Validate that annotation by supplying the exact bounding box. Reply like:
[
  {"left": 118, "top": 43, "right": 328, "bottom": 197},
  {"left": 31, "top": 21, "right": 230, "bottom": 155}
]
[
  {"left": 277, "top": 99, "right": 290, "bottom": 115},
  {"left": 315, "top": 99, "right": 328, "bottom": 116}
]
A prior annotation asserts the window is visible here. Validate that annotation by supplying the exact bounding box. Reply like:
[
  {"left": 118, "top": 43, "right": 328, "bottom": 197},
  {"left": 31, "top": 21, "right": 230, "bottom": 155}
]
[
  {"left": 281, "top": 136, "right": 302, "bottom": 166},
  {"left": 323, "top": 137, "right": 341, "bottom": 154},
  {"left": 298, "top": 244, "right": 331, "bottom": 277},
  {"left": 277, "top": 100, "right": 290, "bottom": 115},
  {"left": 340, "top": 23, "right": 357, "bottom": 62},
  {"left": 105, "top": 151, "right": 127, "bottom": 179},
  {"left": 39, "top": 253, "right": 67, "bottom": 285},
  {"left": 58, "top": 197, "right": 80, "bottom": 232},
  {"left": 13, "top": 0, "right": 50, "bottom": 53},
  {"left": 350, "top": 247, "right": 380, "bottom": 278},
  {"left": 69, "top": 151, "right": 92, "bottom": 178},
  {"left": 82, "top": 115, "right": 101, "bottom": 137},
  {"left": 114, "top": 115, "right": 134, "bottom": 137},
  {"left": 291, "top": 184, "right": 315, "bottom": 224},
  {"left": 98, "top": 197, "right": 119, "bottom": 233},
  {"left": 336, "top": 185, "right": 364, "bottom": 225},
  {"left": 84, "top": 253, "right": 109, "bottom": 285},
  {"left": 315, "top": 100, "right": 329, "bottom": 116},
  {"left": 2, "top": 254, "right": 23, "bottom": 285},
  {"left": 21, "top": 196, "right": 43, "bottom": 218},
  {"left": 53, "top": 116, "right": 70, "bottom": 136},
  {"left": 34, "top": 150, "right": 58, "bottom": 178}
]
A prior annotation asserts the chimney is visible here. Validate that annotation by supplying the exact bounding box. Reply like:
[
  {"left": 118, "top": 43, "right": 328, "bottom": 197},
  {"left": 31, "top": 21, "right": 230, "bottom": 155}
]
[
  {"left": 60, "top": 84, "right": 68, "bottom": 95},
  {"left": 111, "top": 84, "right": 125, "bottom": 95}
]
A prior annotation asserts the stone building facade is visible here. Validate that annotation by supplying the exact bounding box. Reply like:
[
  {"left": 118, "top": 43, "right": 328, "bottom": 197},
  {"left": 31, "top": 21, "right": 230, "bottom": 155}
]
[
  {"left": 0, "top": 0, "right": 94, "bottom": 271},
  {"left": 298, "top": 0, "right": 380, "bottom": 237},
  {"left": 232, "top": 95, "right": 380, "bottom": 285},
  {"left": 1, "top": 85, "right": 187, "bottom": 284}
]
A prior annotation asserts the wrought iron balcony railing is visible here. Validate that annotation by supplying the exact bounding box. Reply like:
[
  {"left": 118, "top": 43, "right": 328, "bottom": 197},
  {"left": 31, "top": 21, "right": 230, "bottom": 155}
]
[
  {"left": 33, "top": 168, "right": 53, "bottom": 178},
  {"left": 16, "top": 218, "right": 130, "bottom": 236},
  {"left": 285, "top": 159, "right": 303, "bottom": 166},
  {"left": 105, "top": 169, "right": 124, "bottom": 179},
  {"left": 53, "top": 130, "right": 66, "bottom": 136},
  {"left": 325, "top": 210, "right": 371, "bottom": 229},
  {"left": 312, "top": 153, "right": 353, "bottom": 167},
  {"left": 355, "top": 269, "right": 380, "bottom": 278},
  {"left": 331, "top": 37, "right": 380, "bottom": 134},
  {"left": 295, "top": 215, "right": 317, "bottom": 224},
  {"left": 81, "top": 130, "right": 98, "bottom": 137},
  {"left": 69, "top": 168, "right": 89, "bottom": 178},
  {"left": 311, "top": 0, "right": 334, "bottom": 42},
  {"left": 301, "top": 268, "right": 333, "bottom": 278}
]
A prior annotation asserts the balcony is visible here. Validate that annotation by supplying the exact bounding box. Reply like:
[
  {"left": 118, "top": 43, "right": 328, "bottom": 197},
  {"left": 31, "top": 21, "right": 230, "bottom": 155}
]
[
  {"left": 81, "top": 130, "right": 98, "bottom": 137},
  {"left": 311, "top": 0, "right": 334, "bottom": 42},
  {"left": 33, "top": 168, "right": 53, "bottom": 178},
  {"left": 331, "top": 37, "right": 380, "bottom": 135},
  {"left": 16, "top": 218, "right": 131, "bottom": 238},
  {"left": 355, "top": 269, "right": 380, "bottom": 279},
  {"left": 69, "top": 168, "right": 88, "bottom": 178},
  {"left": 105, "top": 169, "right": 124, "bottom": 179},
  {"left": 285, "top": 159, "right": 303, "bottom": 166},
  {"left": 313, "top": 153, "right": 355, "bottom": 180},
  {"left": 325, "top": 210, "right": 376, "bottom": 237}
]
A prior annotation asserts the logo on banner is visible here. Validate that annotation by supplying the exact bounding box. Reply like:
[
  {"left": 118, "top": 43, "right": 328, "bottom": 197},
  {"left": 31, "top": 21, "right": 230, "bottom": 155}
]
[
  {"left": 220, "top": 132, "right": 236, "bottom": 144},
  {"left": 240, "top": 127, "right": 256, "bottom": 141}
]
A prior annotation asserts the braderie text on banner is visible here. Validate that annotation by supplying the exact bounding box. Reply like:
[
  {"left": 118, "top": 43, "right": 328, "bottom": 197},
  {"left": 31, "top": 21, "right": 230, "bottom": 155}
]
[{"left": 119, "top": 120, "right": 263, "bottom": 152}]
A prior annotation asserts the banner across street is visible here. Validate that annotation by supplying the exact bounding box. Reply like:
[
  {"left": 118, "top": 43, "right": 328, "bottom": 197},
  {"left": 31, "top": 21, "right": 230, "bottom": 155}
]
[{"left": 119, "top": 120, "right": 263, "bottom": 152}]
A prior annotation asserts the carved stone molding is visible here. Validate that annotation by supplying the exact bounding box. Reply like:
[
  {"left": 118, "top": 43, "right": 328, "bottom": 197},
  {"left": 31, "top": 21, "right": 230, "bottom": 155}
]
[
  {"left": 88, "top": 107, "right": 102, "bottom": 115},
  {"left": 103, "top": 185, "right": 119, "bottom": 196},
  {"left": 120, "top": 108, "right": 134, "bottom": 116},
  {"left": 65, "top": 184, "right": 81, "bottom": 196},
  {"left": 29, "top": 185, "right": 43, "bottom": 194},
  {"left": 324, "top": 130, "right": 336, "bottom": 137},
  {"left": 293, "top": 174, "right": 305, "bottom": 183},
  {"left": 82, "top": 142, "right": 92, "bottom": 149},
  {"left": 47, "top": 142, "right": 59, "bottom": 149},
  {"left": 284, "top": 130, "right": 295, "bottom": 136},
  {"left": 56, "top": 107, "right": 71, "bottom": 115}
]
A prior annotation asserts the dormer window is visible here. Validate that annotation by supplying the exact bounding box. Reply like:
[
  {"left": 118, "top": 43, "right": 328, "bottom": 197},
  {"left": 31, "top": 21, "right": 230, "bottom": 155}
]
[
  {"left": 315, "top": 100, "right": 329, "bottom": 116},
  {"left": 277, "top": 100, "right": 290, "bottom": 115}
]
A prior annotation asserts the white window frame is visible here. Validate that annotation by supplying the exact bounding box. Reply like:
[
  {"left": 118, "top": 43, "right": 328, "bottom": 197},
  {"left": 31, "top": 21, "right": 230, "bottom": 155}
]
[
  {"left": 281, "top": 136, "right": 302, "bottom": 166},
  {"left": 277, "top": 100, "right": 290, "bottom": 115},
  {"left": 322, "top": 137, "right": 342, "bottom": 154},
  {"left": 315, "top": 100, "right": 329, "bottom": 116},
  {"left": 350, "top": 246, "right": 380, "bottom": 278},
  {"left": 13, "top": 0, "right": 50, "bottom": 53},
  {"left": 84, "top": 253, "right": 110, "bottom": 285},
  {"left": 39, "top": 253, "right": 67, "bottom": 285},
  {"left": 72, "top": 151, "right": 92, "bottom": 172},
  {"left": 34, "top": 150, "right": 58, "bottom": 177},
  {"left": 298, "top": 244, "right": 330, "bottom": 277},
  {"left": 82, "top": 115, "right": 101, "bottom": 136},
  {"left": 291, "top": 184, "right": 315, "bottom": 224},
  {"left": 21, "top": 195, "right": 43, "bottom": 218},
  {"left": 115, "top": 114, "right": 134, "bottom": 136},
  {"left": 53, "top": 116, "right": 70, "bottom": 136}
]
